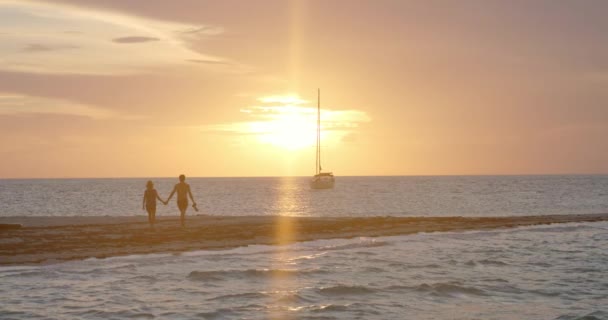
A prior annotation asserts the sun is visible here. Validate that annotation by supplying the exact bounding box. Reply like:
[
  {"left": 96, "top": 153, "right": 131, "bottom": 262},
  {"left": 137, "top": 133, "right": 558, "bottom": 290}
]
[
  {"left": 250, "top": 104, "right": 317, "bottom": 150},
  {"left": 206, "top": 93, "right": 368, "bottom": 151}
]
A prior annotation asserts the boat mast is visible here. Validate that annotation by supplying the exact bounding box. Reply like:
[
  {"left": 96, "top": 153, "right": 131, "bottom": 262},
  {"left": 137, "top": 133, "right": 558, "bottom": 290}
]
[{"left": 316, "top": 88, "right": 321, "bottom": 175}]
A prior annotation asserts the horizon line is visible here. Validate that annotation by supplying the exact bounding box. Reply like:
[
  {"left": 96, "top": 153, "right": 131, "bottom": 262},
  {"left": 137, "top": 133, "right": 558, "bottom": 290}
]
[{"left": 2, "top": 172, "right": 608, "bottom": 180}]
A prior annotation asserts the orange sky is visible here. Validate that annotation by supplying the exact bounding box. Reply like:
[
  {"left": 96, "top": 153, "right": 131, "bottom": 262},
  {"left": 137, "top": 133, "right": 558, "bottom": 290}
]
[{"left": 1, "top": 0, "right": 608, "bottom": 178}]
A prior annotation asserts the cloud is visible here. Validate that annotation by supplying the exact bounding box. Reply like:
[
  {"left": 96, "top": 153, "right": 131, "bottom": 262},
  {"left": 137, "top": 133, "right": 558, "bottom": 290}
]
[
  {"left": 0, "top": 92, "right": 116, "bottom": 119},
  {"left": 187, "top": 59, "right": 230, "bottom": 65},
  {"left": 203, "top": 94, "right": 371, "bottom": 148},
  {"left": 341, "top": 132, "right": 359, "bottom": 143},
  {"left": 112, "top": 36, "right": 160, "bottom": 44},
  {"left": 245, "top": 106, "right": 369, "bottom": 132},
  {"left": 179, "top": 26, "right": 224, "bottom": 36},
  {"left": 0, "top": 1, "right": 227, "bottom": 74},
  {"left": 257, "top": 95, "right": 308, "bottom": 105},
  {"left": 22, "top": 43, "right": 79, "bottom": 52}
]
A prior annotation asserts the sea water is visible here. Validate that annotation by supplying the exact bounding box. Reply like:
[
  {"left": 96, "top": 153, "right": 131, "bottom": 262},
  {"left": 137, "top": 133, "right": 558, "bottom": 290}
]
[
  {"left": 1, "top": 175, "right": 608, "bottom": 319},
  {"left": 1, "top": 222, "right": 607, "bottom": 319},
  {"left": 1, "top": 175, "right": 607, "bottom": 217}
]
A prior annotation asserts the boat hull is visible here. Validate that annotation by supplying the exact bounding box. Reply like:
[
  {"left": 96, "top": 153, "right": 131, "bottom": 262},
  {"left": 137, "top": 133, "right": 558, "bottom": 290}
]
[{"left": 310, "top": 176, "right": 335, "bottom": 189}]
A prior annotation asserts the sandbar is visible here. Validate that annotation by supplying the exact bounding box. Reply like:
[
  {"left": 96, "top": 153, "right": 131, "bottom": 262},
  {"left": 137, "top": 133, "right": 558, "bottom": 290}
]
[{"left": 1, "top": 213, "right": 607, "bottom": 265}]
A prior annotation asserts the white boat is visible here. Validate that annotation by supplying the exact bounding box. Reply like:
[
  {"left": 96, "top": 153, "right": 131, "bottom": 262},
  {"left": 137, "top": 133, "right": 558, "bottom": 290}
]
[{"left": 310, "top": 89, "right": 335, "bottom": 189}]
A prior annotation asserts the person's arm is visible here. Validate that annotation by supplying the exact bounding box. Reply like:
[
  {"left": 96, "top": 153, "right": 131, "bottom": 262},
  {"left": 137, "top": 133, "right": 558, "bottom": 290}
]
[
  {"left": 142, "top": 191, "right": 146, "bottom": 210},
  {"left": 155, "top": 190, "right": 165, "bottom": 205},
  {"left": 187, "top": 184, "right": 196, "bottom": 205},
  {"left": 166, "top": 186, "right": 176, "bottom": 203}
]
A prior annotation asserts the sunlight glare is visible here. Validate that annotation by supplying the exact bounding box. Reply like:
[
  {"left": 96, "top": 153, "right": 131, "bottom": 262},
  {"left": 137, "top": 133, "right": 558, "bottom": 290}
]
[{"left": 250, "top": 99, "right": 317, "bottom": 150}]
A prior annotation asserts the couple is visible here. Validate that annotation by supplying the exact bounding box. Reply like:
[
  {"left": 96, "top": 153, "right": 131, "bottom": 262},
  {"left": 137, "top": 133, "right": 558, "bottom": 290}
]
[{"left": 142, "top": 174, "right": 197, "bottom": 228}]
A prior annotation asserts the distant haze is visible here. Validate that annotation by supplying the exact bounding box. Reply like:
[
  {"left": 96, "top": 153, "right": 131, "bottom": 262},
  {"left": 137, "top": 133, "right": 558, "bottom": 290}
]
[{"left": 1, "top": 0, "right": 607, "bottom": 178}]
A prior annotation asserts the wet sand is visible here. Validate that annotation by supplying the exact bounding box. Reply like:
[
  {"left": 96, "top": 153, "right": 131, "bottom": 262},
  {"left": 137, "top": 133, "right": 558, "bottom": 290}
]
[{"left": 1, "top": 213, "right": 607, "bottom": 265}]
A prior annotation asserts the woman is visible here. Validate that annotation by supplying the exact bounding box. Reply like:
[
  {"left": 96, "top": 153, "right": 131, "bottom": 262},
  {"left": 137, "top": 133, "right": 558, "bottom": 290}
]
[{"left": 142, "top": 180, "right": 165, "bottom": 227}]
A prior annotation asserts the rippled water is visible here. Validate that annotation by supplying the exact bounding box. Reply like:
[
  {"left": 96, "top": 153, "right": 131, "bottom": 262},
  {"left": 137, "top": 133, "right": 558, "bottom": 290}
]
[
  {"left": 2, "top": 176, "right": 607, "bottom": 319},
  {"left": 1, "top": 222, "right": 607, "bottom": 319},
  {"left": 1, "top": 175, "right": 608, "bottom": 217}
]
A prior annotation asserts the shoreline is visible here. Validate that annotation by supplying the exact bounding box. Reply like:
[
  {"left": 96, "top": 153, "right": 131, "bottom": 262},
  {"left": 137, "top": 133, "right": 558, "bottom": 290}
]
[{"left": 1, "top": 213, "right": 607, "bottom": 266}]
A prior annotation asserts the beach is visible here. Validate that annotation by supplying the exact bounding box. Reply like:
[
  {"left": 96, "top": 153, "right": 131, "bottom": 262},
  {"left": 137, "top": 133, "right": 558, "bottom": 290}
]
[
  {"left": 2, "top": 213, "right": 607, "bottom": 266},
  {"left": 2, "top": 177, "right": 608, "bottom": 318}
]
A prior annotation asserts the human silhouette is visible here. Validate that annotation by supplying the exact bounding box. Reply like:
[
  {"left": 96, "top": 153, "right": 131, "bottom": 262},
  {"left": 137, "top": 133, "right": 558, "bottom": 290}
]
[
  {"left": 165, "top": 174, "right": 196, "bottom": 227},
  {"left": 142, "top": 180, "right": 164, "bottom": 227}
]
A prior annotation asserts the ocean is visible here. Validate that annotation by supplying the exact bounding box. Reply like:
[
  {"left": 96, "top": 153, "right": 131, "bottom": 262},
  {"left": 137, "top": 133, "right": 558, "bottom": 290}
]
[
  {"left": 1, "top": 175, "right": 608, "bottom": 319},
  {"left": 1, "top": 175, "right": 608, "bottom": 217}
]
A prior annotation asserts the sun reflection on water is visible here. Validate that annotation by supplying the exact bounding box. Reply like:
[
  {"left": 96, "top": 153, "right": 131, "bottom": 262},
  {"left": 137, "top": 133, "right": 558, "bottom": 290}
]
[{"left": 268, "top": 176, "right": 300, "bottom": 319}]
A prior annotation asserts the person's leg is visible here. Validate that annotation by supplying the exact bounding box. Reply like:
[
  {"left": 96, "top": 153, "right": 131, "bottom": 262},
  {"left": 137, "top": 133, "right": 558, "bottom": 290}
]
[
  {"left": 177, "top": 199, "right": 188, "bottom": 227},
  {"left": 146, "top": 207, "right": 155, "bottom": 227}
]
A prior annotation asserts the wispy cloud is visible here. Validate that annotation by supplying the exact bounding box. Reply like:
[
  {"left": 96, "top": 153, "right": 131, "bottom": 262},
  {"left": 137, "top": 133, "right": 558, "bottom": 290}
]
[
  {"left": 187, "top": 59, "right": 231, "bottom": 65},
  {"left": 179, "top": 26, "right": 224, "bottom": 36},
  {"left": 0, "top": 1, "right": 227, "bottom": 74},
  {"left": 0, "top": 92, "right": 116, "bottom": 119},
  {"left": 22, "top": 43, "right": 79, "bottom": 52},
  {"left": 257, "top": 95, "right": 309, "bottom": 105},
  {"left": 112, "top": 36, "right": 160, "bottom": 44},
  {"left": 203, "top": 94, "right": 371, "bottom": 148},
  {"left": 236, "top": 105, "right": 370, "bottom": 130}
]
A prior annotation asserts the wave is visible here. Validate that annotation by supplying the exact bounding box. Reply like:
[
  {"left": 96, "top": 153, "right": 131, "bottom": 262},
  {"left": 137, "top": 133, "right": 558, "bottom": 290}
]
[
  {"left": 528, "top": 289, "right": 561, "bottom": 297},
  {"left": 61, "top": 263, "right": 137, "bottom": 275},
  {"left": 310, "top": 302, "right": 375, "bottom": 314},
  {"left": 418, "top": 282, "right": 486, "bottom": 296},
  {"left": 0, "top": 271, "right": 44, "bottom": 278},
  {"left": 242, "top": 238, "right": 390, "bottom": 256},
  {"left": 317, "top": 239, "right": 389, "bottom": 252},
  {"left": 188, "top": 270, "right": 230, "bottom": 281},
  {"left": 207, "top": 290, "right": 313, "bottom": 304},
  {"left": 275, "top": 292, "right": 314, "bottom": 304},
  {"left": 554, "top": 311, "right": 608, "bottom": 320},
  {"left": 128, "top": 275, "right": 157, "bottom": 282},
  {"left": 71, "top": 309, "right": 155, "bottom": 319},
  {"left": 312, "top": 304, "right": 350, "bottom": 312},
  {"left": 188, "top": 268, "right": 324, "bottom": 281},
  {"left": 525, "top": 224, "right": 598, "bottom": 233},
  {"left": 392, "top": 282, "right": 487, "bottom": 297},
  {"left": 396, "top": 262, "right": 441, "bottom": 269},
  {"left": 207, "top": 292, "right": 268, "bottom": 301},
  {"left": 196, "top": 238, "right": 389, "bottom": 259},
  {"left": 317, "top": 284, "right": 376, "bottom": 296},
  {"left": 465, "top": 259, "right": 509, "bottom": 267},
  {"left": 195, "top": 308, "right": 237, "bottom": 320},
  {"left": 363, "top": 266, "right": 386, "bottom": 273}
]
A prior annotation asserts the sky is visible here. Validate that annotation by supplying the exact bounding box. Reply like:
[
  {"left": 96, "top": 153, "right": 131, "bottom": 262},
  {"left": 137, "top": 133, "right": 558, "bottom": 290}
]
[{"left": 1, "top": 0, "right": 607, "bottom": 178}]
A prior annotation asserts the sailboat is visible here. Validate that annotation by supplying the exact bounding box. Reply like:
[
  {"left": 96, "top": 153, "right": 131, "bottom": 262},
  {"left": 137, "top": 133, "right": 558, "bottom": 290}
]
[{"left": 310, "top": 89, "right": 335, "bottom": 189}]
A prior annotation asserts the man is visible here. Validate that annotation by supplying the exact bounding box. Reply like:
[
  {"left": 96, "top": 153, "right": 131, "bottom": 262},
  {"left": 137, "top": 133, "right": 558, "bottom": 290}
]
[{"left": 165, "top": 174, "right": 197, "bottom": 227}]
